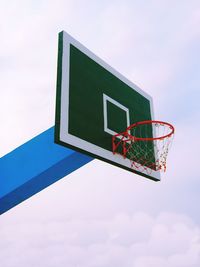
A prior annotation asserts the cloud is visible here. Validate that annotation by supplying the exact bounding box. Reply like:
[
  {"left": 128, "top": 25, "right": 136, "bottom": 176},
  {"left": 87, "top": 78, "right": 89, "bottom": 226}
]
[
  {"left": 1, "top": 1, "right": 200, "bottom": 266},
  {"left": 0, "top": 212, "right": 200, "bottom": 267}
]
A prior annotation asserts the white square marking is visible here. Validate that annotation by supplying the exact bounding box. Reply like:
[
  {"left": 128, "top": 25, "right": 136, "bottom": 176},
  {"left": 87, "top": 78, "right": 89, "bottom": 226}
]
[{"left": 103, "top": 94, "right": 130, "bottom": 136}]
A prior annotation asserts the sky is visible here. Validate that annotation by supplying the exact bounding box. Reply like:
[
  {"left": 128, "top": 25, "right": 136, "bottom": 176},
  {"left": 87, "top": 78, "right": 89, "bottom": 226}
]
[{"left": 0, "top": 0, "right": 200, "bottom": 266}]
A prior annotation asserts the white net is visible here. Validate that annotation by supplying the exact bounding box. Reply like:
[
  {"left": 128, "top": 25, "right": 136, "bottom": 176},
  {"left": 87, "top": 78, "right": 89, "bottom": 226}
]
[{"left": 112, "top": 121, "right": 174, "bottom": 174}]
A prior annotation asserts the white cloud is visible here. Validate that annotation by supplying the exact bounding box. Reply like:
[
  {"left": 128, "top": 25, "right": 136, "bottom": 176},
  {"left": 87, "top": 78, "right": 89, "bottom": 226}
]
[
  {"left": 1, "top": 1, "right": 200, "bottom": 266},
  {"left": 0, "top": 212, "right": 200, "bottom": 267}
]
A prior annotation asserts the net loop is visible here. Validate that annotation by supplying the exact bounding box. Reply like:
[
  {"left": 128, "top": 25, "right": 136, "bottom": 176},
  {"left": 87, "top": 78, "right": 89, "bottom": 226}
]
[{"left": 112, "top": 120, "right": 174, "bottom": 174}]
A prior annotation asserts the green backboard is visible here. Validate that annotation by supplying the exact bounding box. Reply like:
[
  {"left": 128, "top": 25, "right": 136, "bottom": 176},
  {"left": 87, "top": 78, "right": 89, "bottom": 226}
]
[{"left": 55, "top": 31, "right": 160, "bottom": 181}]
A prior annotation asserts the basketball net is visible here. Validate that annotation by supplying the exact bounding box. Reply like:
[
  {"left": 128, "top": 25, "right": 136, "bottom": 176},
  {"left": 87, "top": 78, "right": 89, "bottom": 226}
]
[{"left": 112, "top": 121, "right": 174, "bottom": 174}]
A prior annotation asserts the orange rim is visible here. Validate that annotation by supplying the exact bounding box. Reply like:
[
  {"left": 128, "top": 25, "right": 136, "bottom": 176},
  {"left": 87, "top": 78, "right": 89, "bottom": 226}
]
[{"left": 125, "top": 120, "right": 175, "bottom": 141}]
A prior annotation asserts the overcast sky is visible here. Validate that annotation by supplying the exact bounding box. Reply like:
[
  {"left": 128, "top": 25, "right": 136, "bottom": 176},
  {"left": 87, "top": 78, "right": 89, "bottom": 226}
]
[{"left": 1, "top": 1, "right": 200, "bottom": 266}]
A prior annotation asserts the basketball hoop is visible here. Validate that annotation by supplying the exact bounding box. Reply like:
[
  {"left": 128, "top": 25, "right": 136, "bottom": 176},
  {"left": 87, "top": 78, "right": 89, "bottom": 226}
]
[{"left": 112, "top": 120, "right": 175, "bottom": 174}]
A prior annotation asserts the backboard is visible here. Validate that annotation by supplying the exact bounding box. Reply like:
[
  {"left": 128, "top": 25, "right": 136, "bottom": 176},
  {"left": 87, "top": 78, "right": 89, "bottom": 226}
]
[{"left": 55, "top": 31, "right": 160, "bottom": 181}]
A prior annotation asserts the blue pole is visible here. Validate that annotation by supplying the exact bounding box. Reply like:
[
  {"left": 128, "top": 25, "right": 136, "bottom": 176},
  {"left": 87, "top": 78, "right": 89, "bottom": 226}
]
[{"left": 0, "top": 127, "right": 93, "bottom": 215}]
